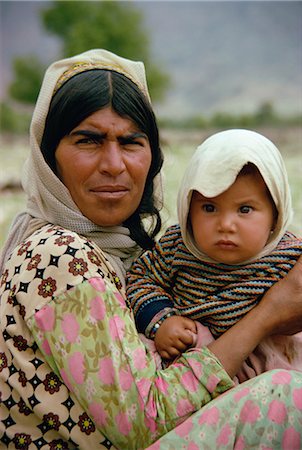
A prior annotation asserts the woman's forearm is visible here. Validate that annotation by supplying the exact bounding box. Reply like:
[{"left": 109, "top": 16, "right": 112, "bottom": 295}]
[
  {"left": 208, "top": 302, "right": 271, "bottom": 378},
  {"left": 208, "top": 255, "right": 302, "bottom": 378}
]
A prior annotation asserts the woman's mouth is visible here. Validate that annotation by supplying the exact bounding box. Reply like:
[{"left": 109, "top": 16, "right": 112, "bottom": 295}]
[{"left": 90, "top": 185, "right": 129, "bottom": 199}]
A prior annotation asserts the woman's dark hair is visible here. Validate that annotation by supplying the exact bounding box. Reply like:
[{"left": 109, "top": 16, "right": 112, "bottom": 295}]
[{"left": 41, "top": 69, "right": 164, "bottom": 249}]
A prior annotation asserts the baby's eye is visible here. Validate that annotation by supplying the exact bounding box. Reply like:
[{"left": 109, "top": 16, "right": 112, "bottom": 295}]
[
  {"left": 202, "top": 204, "right": 216, "bottom": 213},
  {"left": 239, "top": 205, "right": 253, "bottom": 214}
]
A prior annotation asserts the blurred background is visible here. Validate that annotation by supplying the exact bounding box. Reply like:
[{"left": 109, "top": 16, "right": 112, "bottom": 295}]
[{"left": 0, "top": 0, "right": 301, "bottom": 247}]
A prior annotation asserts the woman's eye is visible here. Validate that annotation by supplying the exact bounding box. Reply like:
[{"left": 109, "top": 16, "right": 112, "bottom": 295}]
[
  {"left": 240, "top": 205, "right": 252, "bottom": 214},
  {"left": 76, "top": 137, "right": 99, "bottom": 145},
  {"left": 202, "top": 204, "right": 215, "bottom": 213},
  {"left": 122, "top": 139, "right": 144, "bottom": 149}
]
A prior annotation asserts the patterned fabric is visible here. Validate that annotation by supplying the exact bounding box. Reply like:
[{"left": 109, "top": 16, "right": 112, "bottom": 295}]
[
  {"left": 54, "top": 61, "right": 149, "bottom": 99},
  {"left": 1, "top": 225, "right": 302, "bottom": 448},
  {"left": 127, "top": 224, "right": 302, "bottom": 337},
  {"left": 127, "top": 225, "right": 302, "bottom": 378},
  {"left": 0, "top": 224, "right": 234, "bottom": 448},
  {"left": 146, "top": 369, "right": 302, "bottom": 449}
]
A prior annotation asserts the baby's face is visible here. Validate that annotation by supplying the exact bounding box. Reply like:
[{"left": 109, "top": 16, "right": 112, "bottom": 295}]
[{"left": 189, "top": 171, "right": 276, "bottom": 264}]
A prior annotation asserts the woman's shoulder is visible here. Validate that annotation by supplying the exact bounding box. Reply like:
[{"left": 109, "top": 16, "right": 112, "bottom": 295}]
[
  {"left": 24, "top": 223, "right": 92, "bottom": 249},
  {"left": 1, "top": 224, "right": 116, "bottom": 313},
  {"left": 14, "top": 223, "right": 110, "bottom": 263}
]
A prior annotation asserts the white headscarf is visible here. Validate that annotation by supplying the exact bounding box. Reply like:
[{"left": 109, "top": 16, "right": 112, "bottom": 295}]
[
  {"left": 0, "top": 49, "right": 153, "bottom": 281},
  {"left": 177, "top": 129, "right": 293, "bottom": 265}
]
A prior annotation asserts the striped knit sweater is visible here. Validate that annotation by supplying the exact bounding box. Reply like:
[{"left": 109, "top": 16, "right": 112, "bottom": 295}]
[{"left": 126, "top": 224, "right": 302, "bottom": 338}]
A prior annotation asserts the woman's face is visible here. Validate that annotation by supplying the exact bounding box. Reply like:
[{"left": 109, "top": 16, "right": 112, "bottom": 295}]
[{"left": 55, "top": 107, "right": 152, "bottom": 226}]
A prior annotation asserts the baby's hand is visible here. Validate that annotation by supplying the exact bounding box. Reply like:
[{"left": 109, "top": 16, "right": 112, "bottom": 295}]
[{"left": 154, "top": 315, "right": 197, "bottom": 360}]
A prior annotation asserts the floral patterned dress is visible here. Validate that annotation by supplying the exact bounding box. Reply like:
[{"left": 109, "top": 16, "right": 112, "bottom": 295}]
[{"left": 1, "top": 224, "right": 302, "bottom": 449}]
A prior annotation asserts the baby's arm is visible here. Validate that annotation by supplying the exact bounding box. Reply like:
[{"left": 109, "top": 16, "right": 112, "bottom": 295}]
[{"left": 154, "top": 315, "right": 197, "bottom": 360}]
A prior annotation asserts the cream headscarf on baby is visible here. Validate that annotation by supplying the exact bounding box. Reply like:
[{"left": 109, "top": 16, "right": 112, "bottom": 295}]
[
  {"left": 177, "top": 129, "right": 293, "bottom": 265},
  {"left": 0, "top": 49, "right": 153, "bottom": 282}
]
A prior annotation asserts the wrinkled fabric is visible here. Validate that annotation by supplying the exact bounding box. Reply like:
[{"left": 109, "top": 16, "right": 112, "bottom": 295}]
[
  {"left": 1, "top": 224, "right": 302, "bottom": 449},
  {"left": 0, "top": 225, "right": 233, "bottom": 448},
  {"left": 146, "top": 369, "right": 302, "bottom": 450}
]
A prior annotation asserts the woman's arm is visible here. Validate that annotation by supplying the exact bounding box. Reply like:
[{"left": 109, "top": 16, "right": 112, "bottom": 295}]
[{"left": 209, "top": 255, "right": 302, "bottom": 378}]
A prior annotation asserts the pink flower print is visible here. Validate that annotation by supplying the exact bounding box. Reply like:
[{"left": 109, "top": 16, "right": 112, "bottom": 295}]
[
  {"left": 174, "top": 418, "right": 193, "bottom": 437},
  {"left": 198, "top": 406, "right": 219, "bottom": 425},
  {"left": 176, "top": 398, "right": 194, "bottom": 417},
  {"left": 234, "top": 435, "right": 246, "bottom": 450},
  {"left": 115, "top": 291, "right": 126, "bottom": 308},
  {"left": 239, "top": 400, "right": 261, "bottom": 423},
  {"left": 41, "top": 339, "right": 51, "bottom": 355},
  {"left": 144, "top": 415, "right": 157, "bottom": 433},
  {"left": 181, "top": 371, "right": 199, "bottom": 393},
  {"left": 98, "top": 357, "right": 115, "bottom": 385},
  {"left": 62, "top": 313, "right": 79, "bottom": 343},
  {"left": 187, "top": 444, "right": 199, "bottom": 450},
  {"left": 89, "top": 277, "right": 106, "bottom": 292},
  {"left": 90, "top": 296, "right": 106, "bottom": 321},
  {"left": 206, "top": 374, "right": 220, "bottom": 393},
  {"left": 268, "top": 400, "right": 287, "bottom": 424},
  {"left": 137, "top": 377, "right": 152, "bottom": 398},
  {"left": 120, "top": 367, "right": 134, "bottom": 391},
  {"left": 133, "top": 348, "right": 147, "bottom": 370},
  {"left": 68, "top": 352, "right": 85, "bottom": 384},
  {"left": 60, "top": 369, "right": 74, "bottom": 392},
  {"left": 116, "top": 411, "right": 132, "bottom": 435},
  {"left": 89, "top": 402, "right": 108, "bottom": 427},
  {"left": 233, "top": 387, "right": 250, "bottom": 402},
  {"left": 147, "top": 441, "right": 160, "bottom": 450},
  {"left": 35, "top": 305, "right": 55, "bottom": 331},
  {"left": 154, "top": 376, "right": 169, "bottom": 395},
  {"left": 217, "top": 423, "right": 232, "bottom": 446},
  {"left": 109, "top": 316, "right": 125, "bottom": 340},
  {"left": 187, "top": 358, "right": 203, "bottom": 378},
  {"left": 282, "top": 427, "right": 301, "bottom": 449},
  {"left": 293, "top": 387, "right": 302, "bottom": 410},
  {"left": 272, "top": 370, "right": 292, "bottom": 385}
]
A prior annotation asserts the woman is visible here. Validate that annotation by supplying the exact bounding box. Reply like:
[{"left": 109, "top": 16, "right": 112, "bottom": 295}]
[{"left": 0, "top": 49, "right": 302, "bottom": 450}]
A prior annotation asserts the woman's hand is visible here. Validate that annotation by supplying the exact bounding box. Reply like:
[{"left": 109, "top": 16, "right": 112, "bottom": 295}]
[
  {"left": 208, "top": 256, "right": 302, "bottom": 378},
  {"left": 255, "top": 255, "right": 302, "bottom": 336}
]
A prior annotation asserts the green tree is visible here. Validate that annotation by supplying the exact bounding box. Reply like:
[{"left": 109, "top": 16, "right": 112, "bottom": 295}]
[
  {"left": 9, "top": 1, "right": 169, "bottom": 104},
  {"left": 9, "top": 56, "right": 45, "bottom": 104},
  {"left": 254, "top": 101, "right": 277, "bottom": 125}
]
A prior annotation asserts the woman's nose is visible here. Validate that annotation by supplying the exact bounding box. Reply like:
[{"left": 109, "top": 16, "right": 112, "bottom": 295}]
[{"left": 98, "top": 143, "right": 126, "bottom": 175}]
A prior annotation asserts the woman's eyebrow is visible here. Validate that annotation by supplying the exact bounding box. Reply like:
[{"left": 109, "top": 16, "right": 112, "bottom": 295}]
[
  {"left": 69, "top": 130, "right": 106, "bottom": 140},
  {"left": 118, "top": 132, "right": 148, "bottom": 144},
  {"left": 68, "top": 130, "right": 147, "bottom": 142}
]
